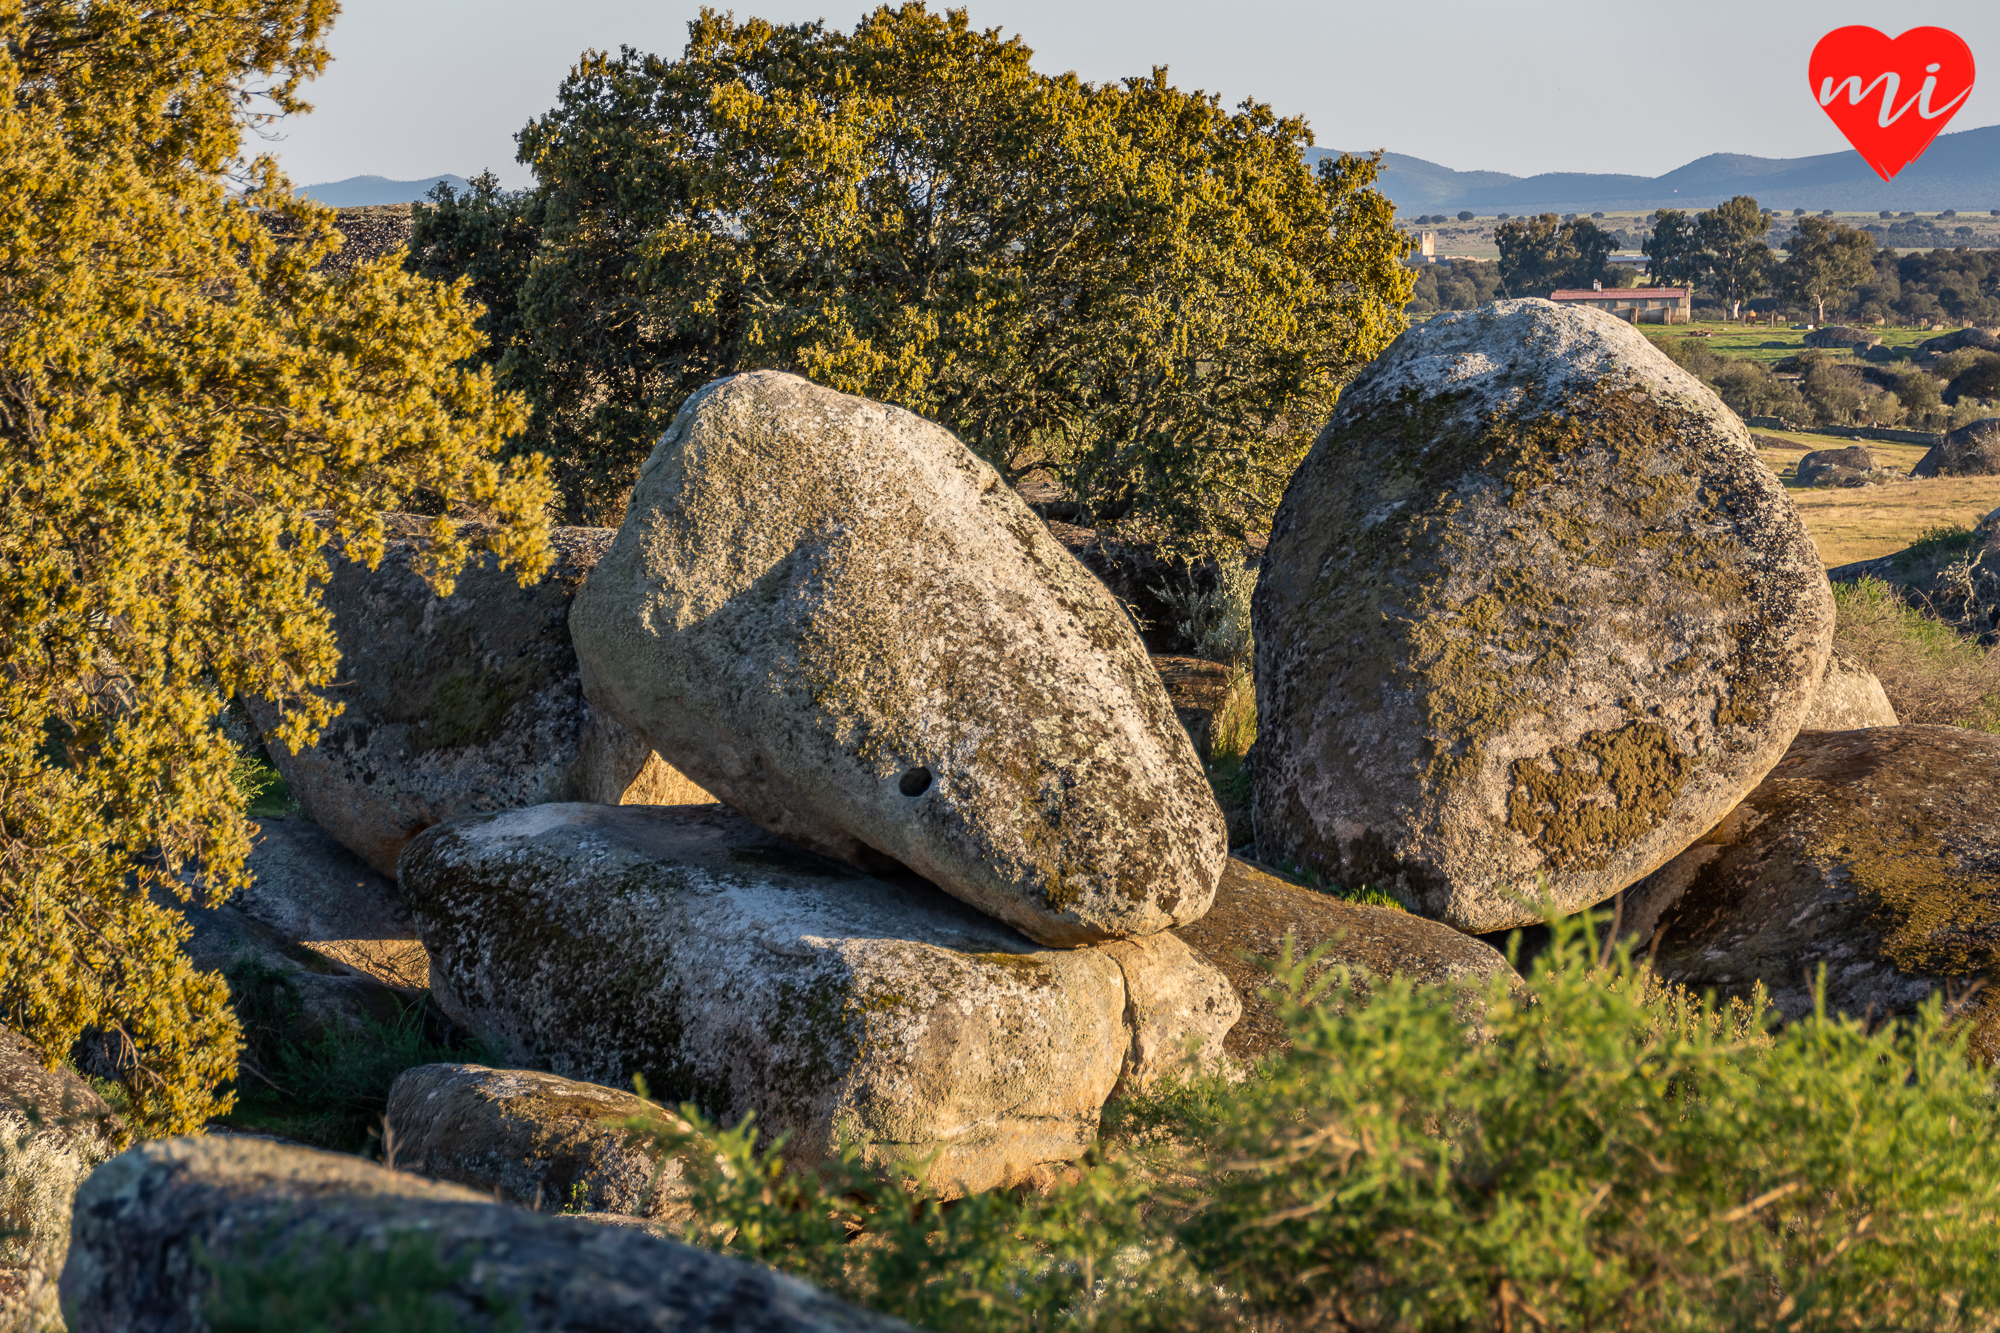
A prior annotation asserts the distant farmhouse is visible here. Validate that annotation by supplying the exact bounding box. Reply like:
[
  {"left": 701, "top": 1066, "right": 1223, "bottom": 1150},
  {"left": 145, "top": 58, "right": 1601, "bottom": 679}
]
[{"left": 1549, "top": 287, "right": 1691, "bottom": 324}]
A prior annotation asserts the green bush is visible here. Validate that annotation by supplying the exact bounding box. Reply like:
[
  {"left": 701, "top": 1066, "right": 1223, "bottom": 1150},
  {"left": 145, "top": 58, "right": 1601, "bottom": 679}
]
[
  {"left": 220, "top": 962, "right": 489, "bottom": 1152},
  {"left": 622, "top": 913, "right": 2000, "bottom": 1331}
]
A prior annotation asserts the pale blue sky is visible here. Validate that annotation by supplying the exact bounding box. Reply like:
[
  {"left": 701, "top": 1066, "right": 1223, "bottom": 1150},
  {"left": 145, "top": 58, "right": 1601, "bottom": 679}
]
[{"left": 264, "top": 1, "right": 2000, "bottom": 188}]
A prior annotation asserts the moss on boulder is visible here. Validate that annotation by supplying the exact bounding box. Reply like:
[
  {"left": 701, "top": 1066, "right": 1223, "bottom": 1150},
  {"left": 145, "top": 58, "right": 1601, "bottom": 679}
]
[
  {"left": 399, "top": 803, "right": 1229, "bottom": 1195},
  {"left": 1252, "top": 299, "right": 1832, "bottom": 931},
  {"left": 568, "top": 373, "right": 1226, "bottom": 947},
  {"left": 1628, "top": 726, "right": 2000, "bottom": 1058}
]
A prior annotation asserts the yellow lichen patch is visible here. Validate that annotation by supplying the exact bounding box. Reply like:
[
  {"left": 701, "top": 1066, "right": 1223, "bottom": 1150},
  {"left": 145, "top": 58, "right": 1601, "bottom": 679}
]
[{"left": 1506, "top": 722, "right": 1692, "bottom": 872}]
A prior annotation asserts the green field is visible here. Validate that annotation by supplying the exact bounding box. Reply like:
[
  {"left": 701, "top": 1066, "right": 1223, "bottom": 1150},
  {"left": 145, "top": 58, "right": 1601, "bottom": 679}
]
[{"left": 1633, "top": 320, "right": 1939, "bottom": 366}]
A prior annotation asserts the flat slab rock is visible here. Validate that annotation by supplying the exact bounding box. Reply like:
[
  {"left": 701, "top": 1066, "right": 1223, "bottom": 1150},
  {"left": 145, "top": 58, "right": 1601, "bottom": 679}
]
[
  {"left": 248, "top": 520, "right": 709, "bottom": 879},
  {"left": 400, "top": 803, "right": 1235, "bottom": 1196},
  {"left": 1621, "top": 726, "right": 2000, "bottom": 1056},
  {"left": 59, "top": 1135, "right": 907, "bottom": 1333},
  {"left": 568, "top": 371, "right": 1225, "bottom": 946},
  {"left": 1173, "top": 859, "right": 1520, "bottom": 1062},
  {"left": 1253, "top": 299, "right": 1832, "bottom": 932},
  {"left": 386, "top": 1063, "right": 689, "bottom": 1218}
]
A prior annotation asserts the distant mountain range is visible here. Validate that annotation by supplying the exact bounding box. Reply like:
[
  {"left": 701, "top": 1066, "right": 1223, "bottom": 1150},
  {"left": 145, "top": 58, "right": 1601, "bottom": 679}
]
[
  {"left": 1312, "top": 124, "right": 2000, "bottom": 214},
  {"left": 297, "top": 175, "right": 470, "bottom": 206}
]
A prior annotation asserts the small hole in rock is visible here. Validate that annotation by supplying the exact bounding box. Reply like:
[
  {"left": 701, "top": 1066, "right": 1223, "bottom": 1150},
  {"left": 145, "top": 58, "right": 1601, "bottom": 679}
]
[{"left": 899, "top": 767, "right": 933, "bottom": 797}]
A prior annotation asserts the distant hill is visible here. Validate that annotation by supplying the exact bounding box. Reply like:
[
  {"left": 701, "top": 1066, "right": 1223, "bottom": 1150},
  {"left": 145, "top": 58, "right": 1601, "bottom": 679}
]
[
  {"left": 297, "top": 175, "right": 470, "bottom": 207},
  {"left": 1313, "top": 124, "right": 2000, "bottom": 214}
]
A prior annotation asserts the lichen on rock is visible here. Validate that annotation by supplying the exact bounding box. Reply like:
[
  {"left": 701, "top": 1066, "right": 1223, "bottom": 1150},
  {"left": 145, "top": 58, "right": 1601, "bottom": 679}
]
[
  {"left": 567, "top": 371, "right": 1225, "bottom": 946},
  {"left": 1252, "top": 299, "right": 1833, "bottom": 931},
  {"left": 398, "top": 802, "right": 1214, "bottom": 1196}
]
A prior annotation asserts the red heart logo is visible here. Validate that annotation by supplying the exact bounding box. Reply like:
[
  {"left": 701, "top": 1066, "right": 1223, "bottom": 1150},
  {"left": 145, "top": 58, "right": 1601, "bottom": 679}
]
[{"left": 1809, "top": 26, "right": 1976, "bottom": 181}]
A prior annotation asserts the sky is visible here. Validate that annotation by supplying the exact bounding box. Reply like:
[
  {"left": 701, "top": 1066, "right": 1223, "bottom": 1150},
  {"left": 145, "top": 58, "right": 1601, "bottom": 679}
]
[{"left": 266, "top": 1, "right": 2000, "bottom": 189}]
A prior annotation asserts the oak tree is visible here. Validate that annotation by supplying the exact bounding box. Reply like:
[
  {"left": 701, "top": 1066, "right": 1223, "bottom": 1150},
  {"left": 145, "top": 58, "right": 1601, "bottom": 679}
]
[
  {"left": 413, "top": 4, "right": 1413, "bottom": 556},
  {"left": 1780, "top": 216, "right": 1877, "bottom": 324}
]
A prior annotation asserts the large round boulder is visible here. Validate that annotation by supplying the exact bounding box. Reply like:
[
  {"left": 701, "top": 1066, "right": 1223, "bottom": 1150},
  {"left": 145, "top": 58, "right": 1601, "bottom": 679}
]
[
  {"left": 1252, "top": 299, "right": 1833, "bottom": 931},
  {"left": 1172, "top": 859, "right": 1520, "bottom": 1061},
  {"left": 1912, "top": 418, "right": 2000, "bottom": 477},
  {"left": 247, "top": 520, "right": 710, "bottom": 879},
  {"left": 399, "top": 803, "right": 1234, "bottom": 1195},
  {"left": 1795, "top": 445, "right": 1884, "bottom": 487},
  {"left": 568, "top": 371, "right": 1225, "bottom": 946},
  {"left": 1624, "top": 726, "right": 2000, "bottom": 1058},
  {"left": 1804, "top": 324, "right": 1878, "bottom": 350}
]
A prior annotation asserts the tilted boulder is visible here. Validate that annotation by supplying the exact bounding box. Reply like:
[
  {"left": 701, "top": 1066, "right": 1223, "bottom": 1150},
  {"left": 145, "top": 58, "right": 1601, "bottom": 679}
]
[
  {"left": 59, "top": 1136, "right": 907, "bottom": 1333},
  {"left": 568, "top": 371, "right": 1225, "bottom": 946},
  {"left": 247, "top": 520, "right": 711, "bottom": 879},
  {"left": 401, "top": 803, "right": 1231, "bottom": 1194},
  {"left": 1622, "top": 726, "right": 2000, "bottom": 1059},
  {"left": 1173, "top": 859, "right": 1520, "bottom": 1062},
  {"left": 1253, "top": 299, "right": 1832, "bottom": 932},
  {"left": 1912, "top": 418, "right": 2000, "bottom": 478},
  {"left": 1, "top": 1027, "right": 124, "bottom": 1331},
  {"left": 1800, "top": 647, "right": 1899, "bottom": 731},
  {"left": 385, "top": 1064, "right": 688, "bottom": 1217}
]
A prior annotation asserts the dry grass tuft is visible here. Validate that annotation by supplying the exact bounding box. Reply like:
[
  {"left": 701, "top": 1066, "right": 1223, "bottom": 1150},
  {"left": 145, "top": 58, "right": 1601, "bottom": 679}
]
[{"left": 1832, "top": 576, "right": 2000, "bottom": 729}]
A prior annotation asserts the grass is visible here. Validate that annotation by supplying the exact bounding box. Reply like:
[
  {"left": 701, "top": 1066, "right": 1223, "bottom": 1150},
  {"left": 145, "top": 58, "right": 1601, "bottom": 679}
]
[
  {"left": 1832, "top": 575, "right": 2000, "bottom": 730},
  {"left": 1637, "top": 320, "right": 1941, "bottom": 365},
  {"left": 218, "top": 959, "right": 490, "bottom": 1152}
]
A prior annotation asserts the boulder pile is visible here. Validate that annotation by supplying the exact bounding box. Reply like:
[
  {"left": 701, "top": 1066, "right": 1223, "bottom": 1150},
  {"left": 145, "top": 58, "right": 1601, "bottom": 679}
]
[{"left": 66, "top": 297, "right": 1945, "bottom": 1314}]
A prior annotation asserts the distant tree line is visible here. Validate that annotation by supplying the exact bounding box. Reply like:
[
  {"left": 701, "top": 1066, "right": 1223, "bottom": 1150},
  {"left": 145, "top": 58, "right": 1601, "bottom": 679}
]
[{"left": 1656, "top": 337, "right": 1998, "bottom": 432}]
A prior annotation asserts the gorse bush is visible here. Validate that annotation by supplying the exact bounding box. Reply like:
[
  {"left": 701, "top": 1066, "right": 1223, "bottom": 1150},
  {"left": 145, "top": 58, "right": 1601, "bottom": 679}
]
[
  {"left": 0, "top": 0, "right": 555, "bottom": 1134},
  {"left": 624, "top": 914, "right": 2000, "bottom": 1331}
]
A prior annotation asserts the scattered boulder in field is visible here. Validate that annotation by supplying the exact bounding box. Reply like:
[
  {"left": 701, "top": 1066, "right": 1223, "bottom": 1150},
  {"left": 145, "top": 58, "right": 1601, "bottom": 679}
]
[
  {"left": 1918, "top": 327, "right": 2000, "bottom": 356},
  {"left": 246, "top": 520, "right": 711, "bottom": 879},
  {"left": 1800, "top": 647, "right": 1899, "bottom": 731},
  {"left": 1912, "top": 418, "right": 2000, "bottom": 477},
  {"left": 1152, "top": 656, "right": 1234, "bottom": 760},
  {"left": 59, "top": 1136, "right": 907, "bottom": 1333},
  {"left": 1796, "top": 445, "right": 1888, "bottom": 487},
  {"left": 386, "top": 1064, "right": 688, "bottom": 1217},
  {"left": 1625, "top": 726, "right": 2000, "bottom": 1059},
  {"left": 1171, "top": 858, "right": 1521, "bottom": 1063},
  {"left": 1, "top": 1027, "right": 123, "bottom": 1331},
  {"left": 568, "top": 371, "right": 1225, "bottom": 946},
  {"left": 1252, "top": 298, "right": 1833, "bottom": 933},
  {"left": 1804, "top": 324, "right": 1879, "bottom": 350},
  {"left": 400, "top": 803, "right": 1155, "bottom": 1195}
]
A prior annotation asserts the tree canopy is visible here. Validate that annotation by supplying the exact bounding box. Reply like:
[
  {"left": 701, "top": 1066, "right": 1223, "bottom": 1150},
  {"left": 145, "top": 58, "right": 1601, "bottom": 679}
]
[
  {"left": 1492, "top": 213, "right": 1617, "bottom": 297},
  {"left": 1698, "top": 196, "right": 1773, "bottom": 319},
  {"left": 412, "top": 4, "right": 1413, "bottom": 555},
  {"left": 0, "top": 0, "right": 553, "bottom": 1133},
  {"left": 1779, "top": 216, "right": 1878, "bottom": 324}
]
